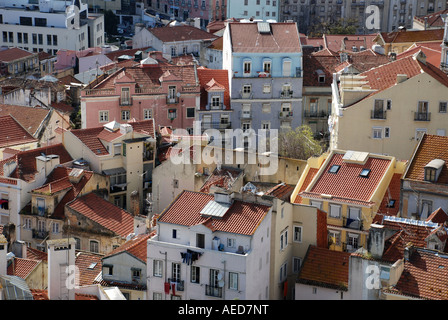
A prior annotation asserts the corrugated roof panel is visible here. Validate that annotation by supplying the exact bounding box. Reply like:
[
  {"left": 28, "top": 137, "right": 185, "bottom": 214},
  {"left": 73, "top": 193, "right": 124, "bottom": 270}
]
[{"left": 200, "top": 200, "right": 232, "bottom": 218}]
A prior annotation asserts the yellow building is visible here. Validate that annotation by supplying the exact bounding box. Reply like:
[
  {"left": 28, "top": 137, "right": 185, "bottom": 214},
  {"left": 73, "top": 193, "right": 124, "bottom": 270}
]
[
  {"left": 374, "top": 29, "right": 444, "bottom": 55},
  {"left": 330, "top": 50, "right": 448, "bottom": 162},
  {"left": 290, "top": 149, "right": 406, "bottom": 253}
]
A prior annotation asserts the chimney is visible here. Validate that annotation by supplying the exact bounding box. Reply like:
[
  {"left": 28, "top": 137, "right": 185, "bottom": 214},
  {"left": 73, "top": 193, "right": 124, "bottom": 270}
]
[
  {"left": 396, "top": 74, "right": 408, "bottom": 84},
  {"left": 404, "top": 242, "right": 415, "bottom": 261},
  {"left": 214, "top": 191, "right": 233, "bottom": 205},
  {"left": 0, "top": 235, "right": 7, "bottom": 277},
  {"left": 367, "top": 224, "right": 385, "bottom": 259},
  {"left": 68, "top": 168, "right": 85, "bottom": 184},
  {"left": 130, "top": 190, "right": 140, "bottom": 216},
  {"left": 47, "top": 238, "right": 77, "bottom": 300}
]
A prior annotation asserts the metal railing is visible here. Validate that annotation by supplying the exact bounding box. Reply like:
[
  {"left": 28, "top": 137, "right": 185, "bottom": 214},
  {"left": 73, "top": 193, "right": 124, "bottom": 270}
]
[
  {"left": 371, "top": 110, "right": 387, "bottom": 120},
  {"left": 205, "top": 285, "right": 222, "bottom": 298},
  {"left": 414, "top": 112, "right": 431, "bottom": 121}
]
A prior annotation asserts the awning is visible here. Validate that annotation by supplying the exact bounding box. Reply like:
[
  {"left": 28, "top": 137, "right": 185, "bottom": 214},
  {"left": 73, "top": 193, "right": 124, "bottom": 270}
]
[{"left": 102, "top": 167, "right": 126, "bottom": 176}]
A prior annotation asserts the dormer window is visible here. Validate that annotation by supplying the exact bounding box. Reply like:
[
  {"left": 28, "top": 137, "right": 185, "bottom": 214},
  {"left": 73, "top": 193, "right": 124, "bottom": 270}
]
[
  {"left": 317, "top": 69, "right": 325, "bottom": 83},
  {"left": 424, "top": 159, "right": 445, "bottom": 182},
  {"left": 424, "top": 167, "right": 437, "bottom": 182}
]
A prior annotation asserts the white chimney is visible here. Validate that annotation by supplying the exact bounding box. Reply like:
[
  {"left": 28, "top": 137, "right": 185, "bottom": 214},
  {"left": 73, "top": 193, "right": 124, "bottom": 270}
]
[
  {"left": 367, "top": 224, "right": 385, "bottom": 259},
  {"left": 396, "top": 74, "right": 408, "bottom": 84},
  {"left": 0, "top": 235, "right": 7, "bottom": 277},
  {"left": 47, "top": 238, "right": 77, "bottom": 300}
]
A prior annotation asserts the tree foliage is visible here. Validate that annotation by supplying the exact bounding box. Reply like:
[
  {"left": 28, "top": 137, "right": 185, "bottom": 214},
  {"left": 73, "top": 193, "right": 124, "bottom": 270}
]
[
  {"left": 278, "top": 125, "right": 323, "bottom": 160},
  {"left": 309, "top": 18, "right": 358, "bottom": 37},
  {"left": 104, "top": 10, "right": 119, "bottom": 35}
]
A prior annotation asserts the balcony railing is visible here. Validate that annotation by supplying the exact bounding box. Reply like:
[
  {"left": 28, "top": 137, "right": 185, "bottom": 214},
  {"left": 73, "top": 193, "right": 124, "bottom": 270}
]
[
  {"left": 240, "top": 111, "right": 253, "bottom": 119},
  {"left": 371, "top": 110, "right": 387, "bottom": 120},
  {"left": 119, "top": 97, "right": 133, "bottom": 106},
  {"left": 414, "top": 112, "right": 431, "bottom": 121},
  {"left": 304, "top": 110, "right": 328, "bottom": 118},
  {"left": 167, "top": 96, "right": 179, "bottom": 104},
  {"left": 206, "top": 103, "right": 225, "bottom": 110},
  {"left": 279, "top": 111, "right": 293, "bottom": 119},
  {"left": 32, "top": 229, "right": 49, "bottom": 240},
  {"left": 110, "top": 183, "right": 127, "bottom": 193},
  {"left": 205, "top": 285, "right": 222, "bottom": 298},
  {"left": 343, "top": 217, "right": 363, "bottom": 230},
  {"left": 201, "top": 122, "right": 232, "bottom": 130},
  {"left": 280, "top": 90, "right": 293, "bottom": 98},
  {"left": 168, "top": 279, "right": 185, "bottom": 292}
]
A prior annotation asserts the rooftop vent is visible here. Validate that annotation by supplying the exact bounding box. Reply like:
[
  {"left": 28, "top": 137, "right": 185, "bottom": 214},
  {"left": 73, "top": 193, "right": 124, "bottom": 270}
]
[
  {"left": 257, "top": 22, "right": 271, "bottom": 34},
  {"left": 342, "top": 150, "right": 369, "bottom": 165}
]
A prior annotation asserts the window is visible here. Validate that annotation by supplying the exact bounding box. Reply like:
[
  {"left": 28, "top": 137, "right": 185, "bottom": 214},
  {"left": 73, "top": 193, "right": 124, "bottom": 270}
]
[
  {"left": 425, "top": 167, "right": 437, "bottom": 182},
  {"left": 209, "top": 269, "right": 220, "bottom": 287},
  {"left": 168, "top": 109, "right": 177, "bottom": 120},
  {"left": 328, "top": 230, "right": 341, "bottom": 245},
  {"left": 32, "top": 33, "right": 37, "bottom": 45},
  {"left": 74, "top": 237, "right": 81, "bottom": 250},
  {"left": 280, "top": 228, "right": 288, "bottom": 250},
  {"left": 186, "top": 107, "right": 195, "bottom": 118},
  {"left": 17, "top": 33, "right": 22, "bottom": 44},
  {"left": 172, "top": 229, "right": 178, "bottom": 239},
  {"left": 37, "top": 198, "right": 45, "bottom": 216},
  {"left": 360, "top": 169, "right": 371, "bottom": 178},
  {"left": 103, "top": 265, "right": 113, "bottom": 276},
  {"left": 121, "top": 110, "right": 130, "bottom": 121},
  {"left": 191, "top": 266, "right": 200, "bottom": 283},
  {"left": 386, "top": 100, "right": 392, "bottom": 110},
  {"left": 243, "top": 60, "right": 251, "bottom": 75},
  {"left": 293, "top": 257, "right": 301, "bottom": 273},
  {"left": 52, "top": 222, "right": 60, "bottom": 234},
  {"left": 262, "top": 103, "right": 271, "bottom": 113},
  {"left": 293, "top": 225, "right": 302, "bottom": 242},
  {"left": 38, "top": 34, "right": 43, "bottom": 45},
  {"left": 385, "top": 127, "right": 390, "bottom": 138},
  {"left": 172, "top": 263, "right": 181, "bottom": 282},
  {"left": 373, "top": 127, "right": 383, "bottom": 139},
  {"left": 211, "top": 96, "right": 221, "bottom": 108},
  {"left": 153, "top": 292, "right": 162, "bottom": 300},
  {"left": 0, "top": 193, "right": 9, "bottom": 210},
  {"left": 310, "top": 201, "right": 322, "bottom": 209},
  {"left": 440, "top": 102, "right": 447, "bottom": 113},
  {"left": 23, "top": 33, "right": 28, "bottom": 44},
  {"left": 20, "top": 17, "right": 32, "bottom": 26},
  {"left": 132, "top": 268, "right": 142, "bottom": 279},
  {"left": 242, "top": 84, "right": 251, "bottom": 95},
  {"left": 90, "top": 240, "right": 99, "bottom": 253},
  {"left": 261, "top": 121, "right": 270, "bottom": 130},
  {"left": 196, "top": 233, "right": 205, "bottom": 248},
  {"left": 329, "top": 165, "right": 340, "bottom": 174},
  {"left": 34, "top": 18, "right": 47, "bottom": 27},
  {"left": 279, "top": 262, "right": 287, "bottom": 282},
  {"left": 144, "top": 109, "right": 152, "bottom": 119},
  {"left": 171, "top": 46, "right": 177, "bottom": 57},
  {"left": 242, "top": 122, "right": 251, "bottom": 132},
  {"left": 227, "top": 238, "right": 236, "bottom": 248},
  {"left": 47, "top": 34, "right": 52, "bottom": 45},
  {"left": 282, "top": 59, "right": 291, "bottom": 77},
  {"left": 347, "top": 233, "right": 359, "bottom": 251},
  {"left": 153, "top": 260, "right": 163, "bottom": 277},
  {"left": 99, "top": 110, "right": 109, "bottom": 122},
  {"left": 415, "top": 128, "right": 427, "bottom": 141},
  {"left": 24, "top": 218, "right": 32, "bottom": 230},
  {"left": 263, "top": 60, "right": 271, "bottom": 73},
  {"left": 329, "top": 204, "right": 341, "bottom": 219},
  {"left": 229, "top": 272, "right": 238, "bottom": 290},
  {"left": 263, "top": 84, "right": 271, "bottom": 93}
]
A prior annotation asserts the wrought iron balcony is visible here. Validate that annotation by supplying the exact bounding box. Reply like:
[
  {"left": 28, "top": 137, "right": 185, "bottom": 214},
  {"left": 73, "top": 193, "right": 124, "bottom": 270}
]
[
  {"left": 239, "top": 111, "right": 253, "bottom": 119},
  {"left": 166, "top": 96, "right": 179, "bottom": 104},
  {"left": 201, "top": 121, "right": 231, "bottom": 130},
  {"left": 279, "top": 111, "right": 293, "bottom": 119},
  {"left": 119, "top": 97, "right": 133, "bottom": 106},
  {"left": 205, "top": 285, "right": 222, "bottom": 298},
  {"left": 304, "top": 110, "right": 328, "bottom": 118},
  {"left": 32, "top": 229, "right": 49, "bottom": 240},
  {"left": 414, "top": 112, "right": 431, "bottom": 121},
  {"left": 168, "top": 279, "right": 184, "bottom": 292},
  {"left": 280, "top": 90, "right": 293, "bottom": 98},
  {"left": 371, "top": 110, "right": 387, "bottom": 120}
]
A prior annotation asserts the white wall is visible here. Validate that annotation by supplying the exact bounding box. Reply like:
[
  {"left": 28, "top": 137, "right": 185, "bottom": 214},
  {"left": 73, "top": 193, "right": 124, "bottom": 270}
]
[{"left": 295, "top": 283, "right": 348, "bottom": 300}]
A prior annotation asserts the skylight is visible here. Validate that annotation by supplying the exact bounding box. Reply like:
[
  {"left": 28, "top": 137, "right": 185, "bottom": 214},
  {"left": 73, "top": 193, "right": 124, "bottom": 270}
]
[
  {"left": 360, "top": 169, "right": 371, "bottom": 178},
  {"left": 329, "top": 165, "right": 341, "bottom": 174}
]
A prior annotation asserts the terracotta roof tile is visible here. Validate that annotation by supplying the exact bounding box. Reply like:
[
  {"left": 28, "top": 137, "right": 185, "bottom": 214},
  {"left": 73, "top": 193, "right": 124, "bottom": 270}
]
[
  {"left": 229, "top": 22, "right": 301, "bottom": 53},
  {"left": 7, "top": 258, "right": 40, "bottom": 279},
  {"left": 158, "top": 190, "right": 271, "bottom": 236},
  {"left": 200, "top": 167, "right": 243, "bottom": 193},
  {"left": 426, "top": 208, "right": 448, "bottom": 224},
  {"left": 30, "top": 289, "right": 49, "bottom": 300},
  {"left": 297, "top": 245, "right": 351, "bottom": 290},
  {"left": 197, "top": 67, "right": 230, "bottom": 110},
  {"left": 0, "top": 115, "right": 38, "bottom": 148},
  {"left": 0, "top": 143, "right": 72, "bottom": 182},
  {"left": 148, "top": 25, "right": 217, "bottom": 43},
  {"left": 388, "top": 248, "right": 448, "bottom": 300},
  {"left": 397, "top": 43, "right": 441, "bottom": 67},
  {"left": 377, "top": 173, "right": 402, "bottom": 216},
  {"left": 324, "top": 34, "right": 377, "bottom": 53},
  {"left": 104, "top": 233, "right": 151, "bottom": 263},
  {"left": 67, "top": 193, "right": 134, "bottom": 238},
  {"left": 0, "top": 105, "right": 50, "bottom": 136},
  {"left": 0, "top": 48, "right": 35, "bottom": 62},
  {"left": 26, "top": 247, "right": 47, "bottom": 262},
  {"left": 379, "top": 29, "right": 444, "bottom": 44},
  {"left": 265, "top": 183, "right": 295, "bottom": 201},
  {"left": 75, "top": 251, "right": 103, "bottom": 286},
  {"left": 293, "top": 168, "right": 319, "bottom": 204},
  {"left": 301, "top": 152, "right": 392, "bottom": 203},
  {"left": 404, "top": 134, "right": 448, "bottom": 183}
]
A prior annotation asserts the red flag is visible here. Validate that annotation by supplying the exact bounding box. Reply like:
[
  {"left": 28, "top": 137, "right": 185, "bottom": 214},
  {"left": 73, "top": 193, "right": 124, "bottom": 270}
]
[
  {"left": 171, "top": 283, "right": 176, "bottom": 296},
  {"left": 164, "top": 282, "right": 170, "bottom": 294}
]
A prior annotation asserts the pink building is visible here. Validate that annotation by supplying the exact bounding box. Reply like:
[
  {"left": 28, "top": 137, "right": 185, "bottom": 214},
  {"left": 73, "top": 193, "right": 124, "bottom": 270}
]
[{"left": 80, "top": 52, "right": 200, "bottom": 133}]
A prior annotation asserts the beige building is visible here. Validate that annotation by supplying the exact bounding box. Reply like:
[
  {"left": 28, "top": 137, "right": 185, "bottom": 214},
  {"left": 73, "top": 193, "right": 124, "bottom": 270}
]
[{"left": 330, "top": 50, "right": 448, "bottom": 162}]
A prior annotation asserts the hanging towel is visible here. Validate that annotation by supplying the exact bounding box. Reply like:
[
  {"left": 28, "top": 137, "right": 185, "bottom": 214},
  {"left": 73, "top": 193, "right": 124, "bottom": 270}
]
[
  {"left": 164, "top": 282, "right": 170, "bottom": 294},
  {"left": 171, "top": 283, "right": 176, "bottom": 296}
]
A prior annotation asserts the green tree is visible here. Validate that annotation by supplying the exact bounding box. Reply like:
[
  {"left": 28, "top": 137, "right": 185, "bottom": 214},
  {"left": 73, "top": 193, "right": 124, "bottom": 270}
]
[
  {"left": 309, "top": 18, "right": 358, "bottom": 37},
  {"left": 104, "top": 10, "right": 119, "bottom": 35},
  {"left": 278, "top": 125, "right": 323, "bottom": 160}
]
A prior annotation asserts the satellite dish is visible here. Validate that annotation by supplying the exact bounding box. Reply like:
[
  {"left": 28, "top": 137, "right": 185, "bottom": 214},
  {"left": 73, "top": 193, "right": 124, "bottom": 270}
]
[
  {"left": 217, "top": 272, "right": 223, "bottom": 281},
  {"left": 218, "top": 280, "right": 224, "bottom": 287}
]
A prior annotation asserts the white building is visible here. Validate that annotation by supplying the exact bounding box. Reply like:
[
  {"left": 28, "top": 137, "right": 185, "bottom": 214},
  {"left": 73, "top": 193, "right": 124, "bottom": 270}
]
[
  {"left": 147, "top": 190, "right": 273, "bottom": 300},
  {"left": 0, "top": 0, "right": 104, "bottom": 54}
]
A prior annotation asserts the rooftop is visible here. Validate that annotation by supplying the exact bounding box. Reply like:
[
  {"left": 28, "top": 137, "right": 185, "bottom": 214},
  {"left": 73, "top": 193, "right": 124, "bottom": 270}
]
[
  {"left": 0, "top": 115, "right": 38, "bottom": 148},
  {"left": 104, "top": 233, "right": 152, "bottom": 264},
  {"left": 148, "top": 25, "right": 217, "bottom": 43},
  {"left": 0, "top": 47, "right": 35, "bottom": 63}
]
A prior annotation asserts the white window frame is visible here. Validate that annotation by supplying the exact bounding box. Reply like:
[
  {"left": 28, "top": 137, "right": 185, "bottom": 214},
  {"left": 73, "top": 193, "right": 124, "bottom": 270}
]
[
  {"left": 229, "top": 272, "right": 238, "bottom": 290},
  {"left": 52, "top": 222, "right": 59, "bottom": 234},
  {"left": 89, "top": 240, "right": 99, "bottom": 253},
  {"left": 121, "top": 110, "right": 130, "bottom": 121},
  {"left": 153, "top": 260, "right": 163, "bottom": 277},
  {"left": 293, "top": 225, "right": 302, "bottom": 243},
  {"left": 99, "top": 110, "right": 109, "bottom": 123},
  {"left": 280, "top": 228, "right": 288, "bottom": 251},
  {"left": 227, "top": 238, "right": 236, "bottom": 248},
  {"left": 143, "top": 109, "right": 153, "bottom": 119},
  {"left": 263, "top": 84, "right": 271, "bottom": 93},
  {"left": 262, "top": 103, "right": 271, "bottom": 113},
  {"left": 293, "top": 257, "right": 302, "bottom": 273},
  {"left": 329, "top": 204, "right": 341, "bottom": 219},
  {"left": 279, "top": 262, "right": 287, "bottom": 282},
  {"left": 24, "top": 218, "right": 32, "bottom": 230},
  {"left": 372, "top": 126, "right": 383, "bottom": 139},
  {"left": 328, "top": 230, "right": 341, "bottom": 246},
  {"left": 243, "top": 60, "right": 251, "bottom": 76}
]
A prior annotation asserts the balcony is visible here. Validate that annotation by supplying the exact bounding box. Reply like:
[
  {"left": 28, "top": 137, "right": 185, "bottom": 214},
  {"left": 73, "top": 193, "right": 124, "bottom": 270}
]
[
  {"left": 168, "top": 279, "right": 185, "bottom": 292},
  {"left": 304, "top": 110, "right": 328, "bottom": 118},
  {"left": 240, "top": 91, "right": 253, "bottom": 99},
  {"left": 280, "top": 90, "right": 293, "bottom": 99},
  {"left": 206, "top": 103, "right": 225, "bottom": 111},
  {"left": 343, "top": 217, "right": 363, "bottom": 230},
  {"left": 279, "top": 111, "right": 293, "bottom": 119},
  {"left": 110, "top": 183, "right": 127, "bottom": 193},
  {"left": 414, "top": 112, "right": 431, "bottom": 121},
  {"left": 166, "top": 96, "right": 179, "bottom": 104},
  {"left": 205, "top": 285, "right": 222, "bottom": 298},
  {"left": 240, "top": 111, "right": 253, "bottom": 120},
  {"left": 371, "top": 110, "right": 387, "bottom": 120},
  {"left": 119, "top": 97, "right": 133, "bottom": 106},
  {"left": 32, "top": 229, "right": 49, "bottom": 240},
  {"left": 201, "top": 121, "right": 232, "bottom": 131}
]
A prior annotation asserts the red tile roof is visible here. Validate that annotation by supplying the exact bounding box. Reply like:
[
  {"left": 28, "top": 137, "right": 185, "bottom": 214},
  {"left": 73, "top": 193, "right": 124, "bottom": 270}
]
[
  {"left": 324, "top": 34, "right": 377, "bottom": 53},
  {"left": 67, "top": 192, "right": 134, "bottom": 238},
  {"left": 397, "top": 43, "right": 441, "bottom": 67},
  {"left": 404, "top": 134, "right": 448, "bottom": 183},
  {"left": 385, "top": 248, "right": 448, "bottom": 300},
  {"left": 0, "top": 143, "right": 73, "bottom": 182},
  {"left": 7, "top": 258, "right": 40, "bottom": 279},
  {"left": 0, "top": 105, "right": 50, "bottom": 136},
  {"left": 30, "top": 289, "right": 99, "bottom": 300},
  {"left": 377, "top": 173, "right": 402, "bottom": 217},
  {"left": 426, "top": 208, "right": 448, "bottom": 224},
  {"left": 158, "top": 190, "right": 271, "bottom": 236},
  {"left": 148, "top": 25, "right": 217, "bottom": 43},
  {"left": 265, "top": 183, "right": 295, "bottom": 201},
  {"left": 228, "top": 22, "right": 301, "bottom": 53},
  {"left": 300, "top": 151, "right": 392, "bottom": 205},
  {"left": 197, "top": 67, "right": 230, "bottom": 110},
  {"left": 0, "top": 115, "right": 38, "bottom": 148},
  {"left": 414, "top": 9, "right": 448, "bottom": 29},
  {"left": 104, "top": 233, "right": 151, "bottom": 263},
  {"left": 26, "top": 247, "right": 48, "bottom": 262},
  {"left": 293, "top": 168, "right": 319, "bottom": 204},
  {"left": 75, "top": 251, "right": 103, "bottom": 286},
  {"left": 379, "top": 29, "right": 444, "bottom": 44},
  {"left": 0, "top": 48, "right": 35, "bottom": 62},
  {"left": 297, "top": 245, "right": 351, "bottom": 290}
]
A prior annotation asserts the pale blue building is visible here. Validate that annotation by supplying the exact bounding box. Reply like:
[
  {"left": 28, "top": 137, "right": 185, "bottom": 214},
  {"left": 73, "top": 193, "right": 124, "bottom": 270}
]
[
  {"left": 222, "top": 21, "right": 303, "bottom": 144},
  {"left": 227, "top": 0, "right": 279, "bottom": 22}
]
